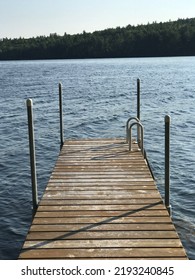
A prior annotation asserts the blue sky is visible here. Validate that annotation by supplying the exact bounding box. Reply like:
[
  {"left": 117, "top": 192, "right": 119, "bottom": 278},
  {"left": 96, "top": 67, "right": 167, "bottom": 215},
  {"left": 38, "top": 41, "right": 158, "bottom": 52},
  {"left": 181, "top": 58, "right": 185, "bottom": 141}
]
[{"left": 0, "top": 0, "right": 195, "bottom": 39}]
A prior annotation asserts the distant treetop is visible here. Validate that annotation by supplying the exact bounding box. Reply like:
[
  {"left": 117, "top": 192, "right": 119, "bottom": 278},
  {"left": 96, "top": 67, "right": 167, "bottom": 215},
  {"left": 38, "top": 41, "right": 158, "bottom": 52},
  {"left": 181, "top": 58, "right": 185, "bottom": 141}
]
[{"left": 0, "top": 18, "right": 195, "bottom": 60}]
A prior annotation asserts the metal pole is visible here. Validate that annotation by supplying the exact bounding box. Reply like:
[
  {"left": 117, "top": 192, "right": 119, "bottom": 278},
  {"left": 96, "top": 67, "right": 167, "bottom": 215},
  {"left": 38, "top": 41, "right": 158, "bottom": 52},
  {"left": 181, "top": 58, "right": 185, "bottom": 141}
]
[
  {"left": 137, "top": 78, "right": 140, "bottom": 120},
  {"left": 26, "top": 99, "right": 38, "bottom": 214},
  {"left": 59, "top": 83, "right": 64, "bottom": 149},
  {"left": 137, "top": 78, "right": 141, "bottom": 145},
  {"left": 165, "top": 115, "right": 171, "bottom": 216}
]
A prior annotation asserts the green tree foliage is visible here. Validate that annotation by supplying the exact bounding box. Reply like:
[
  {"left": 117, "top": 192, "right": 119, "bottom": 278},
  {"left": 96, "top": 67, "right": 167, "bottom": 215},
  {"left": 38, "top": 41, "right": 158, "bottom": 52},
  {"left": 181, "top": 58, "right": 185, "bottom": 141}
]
[{"left": 0, "top": 18, "right": 195, "bottom": 60}]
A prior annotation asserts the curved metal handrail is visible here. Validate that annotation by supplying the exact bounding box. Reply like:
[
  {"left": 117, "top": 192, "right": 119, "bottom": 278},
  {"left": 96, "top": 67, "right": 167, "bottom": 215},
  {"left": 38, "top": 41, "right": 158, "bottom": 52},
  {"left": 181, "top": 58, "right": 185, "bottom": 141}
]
[
  {"left": 126, "top": 117, "right": 140, "bottom": 143},
  {"left": 129, "top": 121, "right": 144, "bottom": 156}
]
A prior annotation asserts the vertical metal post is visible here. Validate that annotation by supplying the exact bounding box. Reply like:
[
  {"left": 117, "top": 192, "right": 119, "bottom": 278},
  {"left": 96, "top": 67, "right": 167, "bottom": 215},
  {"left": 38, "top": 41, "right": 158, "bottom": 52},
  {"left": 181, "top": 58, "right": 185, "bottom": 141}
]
[
  {"left": 137, "top": 78, "right": 141, "bottom": 145},
  {"left": 59, "top": 83, "right": 64, "bottom": 149},
  {"left": 26, "top": 99, "right": 38, "bottom": 214},
  {"left": 137, "top": 78, "right": 140, "bottom": 120},
  {"left": 165, "top": 115, "right": 171, "bottom": 216}
]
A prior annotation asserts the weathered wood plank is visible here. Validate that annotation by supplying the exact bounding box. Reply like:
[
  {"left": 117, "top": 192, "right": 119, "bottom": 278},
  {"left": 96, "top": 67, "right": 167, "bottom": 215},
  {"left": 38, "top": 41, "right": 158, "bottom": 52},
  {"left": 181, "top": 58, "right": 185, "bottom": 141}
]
[
  {"left": 35, "top": 209, "right": 169, "bottom": 217},
  {"left": 32, "top": 216, "right": 172, "bottom": 224},
  {"left": 19, "top": 248, "right": 187, "bottom": 259},
  {"left": 29, "top": 223, "right": 176, "bottom": 231},
  {"left": 46, "top": 182, "right": 156, "bottom": 187},
  {"left": 39, "top": 198, "right": 162, "bottom": 205},
  {"left": 37, "top": 204, "right": 165, "bottom": 211},
  {"left": 25, "top": 230, "right": 180, "bottom": 240},
  {"left": 42, "top": 193, "right": 161, "bottom": 200},
  {"left": 22, "top": 239, "right": 182, "bottom": 249},
  {"left": 45, "top": 186, "right": 157, "bottom": 191}
]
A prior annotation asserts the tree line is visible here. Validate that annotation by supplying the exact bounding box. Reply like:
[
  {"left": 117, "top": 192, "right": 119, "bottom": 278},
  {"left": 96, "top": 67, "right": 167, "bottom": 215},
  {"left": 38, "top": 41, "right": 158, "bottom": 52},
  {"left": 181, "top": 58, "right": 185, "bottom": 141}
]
[{"left": 0, "top": 18, "right": 195, "bottom": 60}]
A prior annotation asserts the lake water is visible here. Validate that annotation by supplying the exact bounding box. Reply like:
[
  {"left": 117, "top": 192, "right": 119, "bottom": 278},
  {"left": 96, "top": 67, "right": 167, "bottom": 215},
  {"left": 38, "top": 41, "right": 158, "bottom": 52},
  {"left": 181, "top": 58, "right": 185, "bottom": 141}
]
[{"left": 0, "top": 57, "right": 194, "bottom": 259}]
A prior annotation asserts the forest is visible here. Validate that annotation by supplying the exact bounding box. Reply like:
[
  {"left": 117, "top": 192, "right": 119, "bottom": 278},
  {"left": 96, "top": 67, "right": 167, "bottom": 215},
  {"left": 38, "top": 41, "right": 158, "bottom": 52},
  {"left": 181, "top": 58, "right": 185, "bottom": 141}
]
[{"left": 0, "top": 18, "right": 195, "bottom": 60}]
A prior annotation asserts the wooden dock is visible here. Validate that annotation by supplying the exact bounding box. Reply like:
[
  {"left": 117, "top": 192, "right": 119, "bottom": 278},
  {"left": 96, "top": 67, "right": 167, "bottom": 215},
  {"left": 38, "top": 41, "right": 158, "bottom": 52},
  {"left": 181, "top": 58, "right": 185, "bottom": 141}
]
[{"left": 19, "top": 138, "right": 188, "bottom": 259}]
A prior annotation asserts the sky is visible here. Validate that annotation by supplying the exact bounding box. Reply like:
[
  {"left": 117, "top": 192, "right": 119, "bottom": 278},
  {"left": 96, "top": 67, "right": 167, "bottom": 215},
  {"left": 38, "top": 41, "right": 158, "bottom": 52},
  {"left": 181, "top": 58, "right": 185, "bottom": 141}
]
[{"left": 0, "top": 0, "right": 195, "bottom": 39}]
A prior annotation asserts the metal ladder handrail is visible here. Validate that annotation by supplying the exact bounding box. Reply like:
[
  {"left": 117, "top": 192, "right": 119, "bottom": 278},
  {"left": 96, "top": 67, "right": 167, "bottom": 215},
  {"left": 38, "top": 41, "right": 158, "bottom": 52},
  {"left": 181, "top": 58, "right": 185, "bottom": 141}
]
[
  {"left": 128, "top": 121, "right": 144, "bottom": 156},
  {"left": 126, "top": 117, "right": 140, "bottom": 143}
]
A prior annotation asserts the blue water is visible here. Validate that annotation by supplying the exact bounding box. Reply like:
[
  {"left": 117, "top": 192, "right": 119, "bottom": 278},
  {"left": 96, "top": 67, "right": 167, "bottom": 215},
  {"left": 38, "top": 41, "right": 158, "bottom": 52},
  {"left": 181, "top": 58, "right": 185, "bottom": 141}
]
[{"left": 0, "top": 57, "right": 194, "bottom": 259}]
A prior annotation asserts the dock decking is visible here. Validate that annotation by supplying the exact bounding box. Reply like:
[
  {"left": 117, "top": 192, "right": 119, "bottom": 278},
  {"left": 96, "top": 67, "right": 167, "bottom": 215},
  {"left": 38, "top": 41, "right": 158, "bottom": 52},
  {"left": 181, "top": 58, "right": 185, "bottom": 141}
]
[{"left": 19, "top": 138, "right": 187, "bottom": 259}]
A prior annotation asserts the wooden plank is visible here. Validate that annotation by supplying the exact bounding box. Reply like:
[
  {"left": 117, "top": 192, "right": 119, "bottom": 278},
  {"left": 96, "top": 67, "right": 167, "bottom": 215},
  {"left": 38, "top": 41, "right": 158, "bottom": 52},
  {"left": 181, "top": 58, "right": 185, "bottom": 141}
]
[
  {"left": 25, "top": 231, "right": 180, "bottom": 240},
  {"left": 29, "top": 224, "right": 176, "bottom": 231},
  {"left": 19, "top": 248, "right": 187, "bottom": 259},
  {"left": 22, "top": 239, "right": 182, "bottom": 249},
  {"left": 37, "top": 204, "right": 165, "bottom": 211},
  {"left": 42, "top": 194, "right": 161, "bottom": 200},
  {"left": 36, "top": 209, "right": 171, "bottom": 217},
  {"left": 45, "top": 186, "right": 157, "bottom": 191},
  {"left": 39, "top": 199, "right": 163, "bottom": 205},
  {"left": 19, "top": 138, "right": 188, "bottom": 260},
  {"left": 46, "top": 184, "right": 155, "bottom": 189},
  {"left": 32, "top": 216, "right": 172, "bottom": 224}
]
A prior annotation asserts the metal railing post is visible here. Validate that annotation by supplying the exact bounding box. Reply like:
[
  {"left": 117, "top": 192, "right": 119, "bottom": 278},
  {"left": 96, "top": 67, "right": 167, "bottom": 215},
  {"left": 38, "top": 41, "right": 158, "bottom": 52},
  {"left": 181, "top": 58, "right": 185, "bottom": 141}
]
[
  {"left": 165, "top": 115, "right": 171, "bottom": 216},
  {"left": 26, "top": 99, "right": 38, "bottom": 214},
  {"left": 59, "top": 83, "right": 64, "bottom": 149},
  {"left": 137, "top": 78, "right": 141, "bottom": 146},
  {"left": 137, "top": 78, "right": 140, "bottom": 121}
]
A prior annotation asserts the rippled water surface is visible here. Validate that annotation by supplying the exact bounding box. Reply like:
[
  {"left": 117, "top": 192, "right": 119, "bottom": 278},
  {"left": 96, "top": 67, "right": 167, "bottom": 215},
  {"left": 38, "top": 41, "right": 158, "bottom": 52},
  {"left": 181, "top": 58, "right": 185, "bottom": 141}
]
[{"left": 0, "top": 57, "right": 195, "bottom": 259}]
